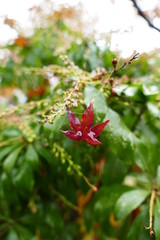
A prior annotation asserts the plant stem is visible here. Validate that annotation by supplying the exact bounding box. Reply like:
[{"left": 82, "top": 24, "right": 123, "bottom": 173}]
[
  {"left": 50, "top": 186, "right": 79, "bottom": 212},
  {"left": 82, "top": 175, "right": 98, "bottom": 192}
]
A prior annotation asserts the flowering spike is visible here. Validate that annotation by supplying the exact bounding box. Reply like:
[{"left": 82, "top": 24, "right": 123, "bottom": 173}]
[{"left": 61, "top": 103, "right": 110, "bottom": 146}]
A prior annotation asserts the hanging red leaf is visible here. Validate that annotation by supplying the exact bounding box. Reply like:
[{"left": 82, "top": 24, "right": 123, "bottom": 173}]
[{"left": 61, "top": 102, "right": 110, "bottom": 146}]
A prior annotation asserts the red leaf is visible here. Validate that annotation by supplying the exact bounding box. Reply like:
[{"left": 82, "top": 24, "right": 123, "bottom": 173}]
[
  {"left": 66, "top": 106, "right": 81, "bottom": 131},
  {"left": 83, "top": 132, "right": 101, "bottom": 145},
  {"left": 60, "top": 130, "right": 82, "bottom": 140},
  {"left": 90, "top": 119, "right": 110, "bottom": 138},
  {"left": 61, "top": 103, "right": 110, "bottom": 146},
  {"left": 81, "top": 102, "right": 94, "bottom": 129}
]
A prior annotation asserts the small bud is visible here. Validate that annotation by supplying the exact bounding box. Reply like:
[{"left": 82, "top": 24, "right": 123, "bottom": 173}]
[
  {"left": 73, "top": 93, "right": 78, "bottom": 98},
  {"left": 109, "top": 78, "right": 114, "bottom": 87},
  {"left": 112, "top": 58, "right": 118, "bottom": 68},
  {"left": 92, "top": 185, "right": 98, "bottom": 192},
  {"left": 62, "top": 158, "right": 66, "bottom": 164},
  {"left": 74, "top": 86, "right": 79, "bottom": 91},
  {"left": 71, "top": 98, "right": 75, "bottom": 103},
  {"left": 72, "top": 102, "right": 78, "bottom": 107},
  {"left": 52, "top": 147, "right": 56, "bottom": 153},
  {"left": 55, "top": 152, "right": 59, "bottom": 158},
  {"left": 28, "top": 137, "right": 33, "bottom": 143},
  {"left": 38, "top": 120, "right": 45, "bottom": 124}
]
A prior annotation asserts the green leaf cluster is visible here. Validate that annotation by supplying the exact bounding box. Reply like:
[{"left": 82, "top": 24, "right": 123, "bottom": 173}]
[{"left": 0, "top": 4, "right": 160, "bottom": 240}]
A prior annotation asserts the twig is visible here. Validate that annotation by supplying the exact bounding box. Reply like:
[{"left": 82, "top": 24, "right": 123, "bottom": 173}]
[
  {"left": 144, "top": 188, "right": 156, "bottom": 238},
  {"left": 92, "top": 52, "right": 139, "bottom": 103},
  {"left": 114, "top": 52, "right": 139, "bottom": 72},
  {"left": 131, "top": 0, "right": 160, "bottom": 32},
  {"left": 103, "top": 52, "right": 139, "bottom": 87},
  {"left": 91, "top": 69, "right": 108, "bottom": 81}
]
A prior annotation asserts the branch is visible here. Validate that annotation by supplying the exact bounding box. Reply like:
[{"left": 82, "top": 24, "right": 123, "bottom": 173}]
[{"left": 131, "top": 0, "right": 160, "bottom": 32}]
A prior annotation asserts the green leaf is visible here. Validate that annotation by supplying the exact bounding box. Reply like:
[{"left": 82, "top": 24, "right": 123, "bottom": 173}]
[
  {"left": 52, "top": 114, "right": 68, "bottom": 134},
  {"left": 84, "top": 86, "right": 107, "bottom": 119},
  {"left": 15, "top": 225, "right": 33, "bottom": 240},
  {"left": 147, "top": 103, "right": 160, "bottom": 118},
  {"left": 35, "top": 143, "right": 54, "bottom": 166},
  {"left": 154, "top": 199, "right": 160, "bottom": 240},
  {"left": 105, "top": 107, "right": 136, "bottom": 164},
  {"left": 44, "top": 203, "right": 63, "bottom": 231},
  {"left": 3, "top": 146, "right": 23, "bottom": 172},
  {"left": 135, "top": 139, "right": 156, "bottom": 175},
  {"left": 143, "top": 84, "right": 159, "bottom": 97},
  {"left": 6, "top": 229, "right": 19, "bottom": 240},
  {"left": 13, "top": 163, "right": 34, "bottom": 195},
  {"left": 102, "top": 153, "right": 128, "bottom": 185},
  {"left": 126, "top": 205, "right": 149, "bottom": 240},
  {"left": 115, "top": 189, "right": 150, "bottom": 220},
  {"left": 93, "top": 185, "right": 130, "bottom": 221},
  {"left": 0, "top": 144, "right": 19, "bottom": 161},
  {"left": 1, "top": 172, "right": 19, "bottom": 207},
  {"left": 25, "top": 144, "right": 39, "bottom": 168},
  {"left": 124, "top": 85, "right": 146, "bottom": 102},
  {"left": 2, "top": 128, "right": 21, "bottom": 138},
  {"left": 43, "top": 115, "right": 67, "bottom": 138},
  {"left": 157, "top": 166, "right": 160, "bottom": 187},
  {"left": 135, "top": 141, "right": 149, "bottom": 172}
]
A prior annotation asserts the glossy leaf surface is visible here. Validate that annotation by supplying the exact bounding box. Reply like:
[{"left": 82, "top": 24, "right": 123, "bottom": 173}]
[{"left": 115, "top": 189, "right": 150, "bottom": 220}]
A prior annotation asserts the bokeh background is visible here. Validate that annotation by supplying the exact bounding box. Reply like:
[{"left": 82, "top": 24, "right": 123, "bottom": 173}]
[{"left": 1, "top": 0, "right": 160, "bottom": 57}]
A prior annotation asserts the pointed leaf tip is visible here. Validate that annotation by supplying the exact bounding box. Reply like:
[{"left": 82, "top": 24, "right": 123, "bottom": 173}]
[
  {"left": 61, "top": 130, "right": 82, "bottom": 140},
  {"left": 81, "top": 102, "right": 94, "bottom": 129},
  {"left": 91, "top": 119, "right": 110, "bottom": 138},
  {"left": 66, "top": 105, "right": 81, "bottom": 131}
]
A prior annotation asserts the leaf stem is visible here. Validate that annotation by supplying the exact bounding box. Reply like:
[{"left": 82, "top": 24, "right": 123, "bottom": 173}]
[{"left": 144, "top": 188, "right": 156, "bottom": 238}]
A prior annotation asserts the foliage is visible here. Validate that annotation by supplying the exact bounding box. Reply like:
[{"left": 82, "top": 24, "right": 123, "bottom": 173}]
[{"left": 0, "top": 4, "right": 160, "bottom": 240}]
